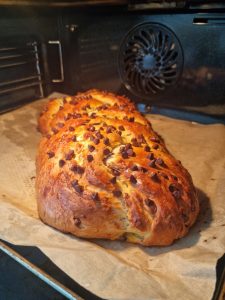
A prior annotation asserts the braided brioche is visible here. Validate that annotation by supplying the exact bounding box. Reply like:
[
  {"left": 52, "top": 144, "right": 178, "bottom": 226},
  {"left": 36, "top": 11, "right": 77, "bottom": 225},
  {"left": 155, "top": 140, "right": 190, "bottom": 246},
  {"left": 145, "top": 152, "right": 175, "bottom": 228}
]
[{"left": 36, "top": 90, "right": 199, "bottom": 246}]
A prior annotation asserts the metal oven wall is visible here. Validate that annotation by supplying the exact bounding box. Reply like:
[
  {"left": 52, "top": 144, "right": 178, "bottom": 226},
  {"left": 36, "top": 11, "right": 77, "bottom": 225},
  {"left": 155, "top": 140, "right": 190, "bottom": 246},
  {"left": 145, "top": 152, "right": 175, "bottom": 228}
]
[
  {"left": 62, "top": 9, "right": 225, "bottom": 109},
  {"left": 0, "top": 6, "right": 225, "bottom": 115}
]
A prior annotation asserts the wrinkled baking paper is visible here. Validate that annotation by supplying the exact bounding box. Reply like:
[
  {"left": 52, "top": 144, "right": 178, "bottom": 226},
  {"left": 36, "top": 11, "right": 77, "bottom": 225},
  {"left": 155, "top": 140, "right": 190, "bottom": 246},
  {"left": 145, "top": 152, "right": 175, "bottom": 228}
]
[{"left": 0, "top": 94, "right": 224, "bottom": 300}]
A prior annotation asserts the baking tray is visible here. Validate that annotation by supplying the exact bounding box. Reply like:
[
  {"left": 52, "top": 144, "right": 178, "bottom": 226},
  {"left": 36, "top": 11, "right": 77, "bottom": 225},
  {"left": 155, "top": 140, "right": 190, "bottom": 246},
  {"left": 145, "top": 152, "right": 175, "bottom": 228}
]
[{"left": 0, "top": 95, "right": 224, "bottom": 300}]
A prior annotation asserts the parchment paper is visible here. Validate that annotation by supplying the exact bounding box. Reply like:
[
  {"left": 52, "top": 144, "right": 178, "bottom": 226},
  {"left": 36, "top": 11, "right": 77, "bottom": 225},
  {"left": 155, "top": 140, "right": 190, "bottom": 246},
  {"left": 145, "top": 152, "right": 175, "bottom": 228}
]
[{"left": 0, "top": 94, "right": 225, "bottom": 300}]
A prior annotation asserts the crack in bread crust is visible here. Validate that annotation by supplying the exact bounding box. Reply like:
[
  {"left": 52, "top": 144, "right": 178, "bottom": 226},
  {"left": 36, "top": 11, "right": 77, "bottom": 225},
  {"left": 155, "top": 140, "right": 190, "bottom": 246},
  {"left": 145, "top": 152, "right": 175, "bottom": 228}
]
[{"left": 36, "top": 89, "right": 199, "bottom": 246}]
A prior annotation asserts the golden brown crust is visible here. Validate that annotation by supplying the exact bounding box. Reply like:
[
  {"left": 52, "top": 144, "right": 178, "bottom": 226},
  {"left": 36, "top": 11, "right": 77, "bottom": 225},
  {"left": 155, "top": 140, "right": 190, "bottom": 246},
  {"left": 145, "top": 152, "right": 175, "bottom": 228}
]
[{"left": 36, "top": 89, "right": 199, "bottom": 246}]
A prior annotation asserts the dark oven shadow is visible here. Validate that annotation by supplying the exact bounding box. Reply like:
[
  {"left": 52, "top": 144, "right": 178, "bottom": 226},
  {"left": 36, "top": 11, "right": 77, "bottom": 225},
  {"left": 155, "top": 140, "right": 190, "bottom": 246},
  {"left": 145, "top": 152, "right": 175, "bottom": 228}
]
[{"left": 0, "top": 239, "right": 104, "bottom": 300}]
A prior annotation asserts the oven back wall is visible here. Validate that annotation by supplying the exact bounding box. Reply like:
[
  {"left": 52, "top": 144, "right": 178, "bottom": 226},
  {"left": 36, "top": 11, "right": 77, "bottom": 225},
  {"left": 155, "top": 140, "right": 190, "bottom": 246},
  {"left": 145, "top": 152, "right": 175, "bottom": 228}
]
[
  {"left": 1, "top": 6, "right": 225, "bottom": 114},
  {"left": 63, "top": 10, "right": 225, "bottom": 110}
]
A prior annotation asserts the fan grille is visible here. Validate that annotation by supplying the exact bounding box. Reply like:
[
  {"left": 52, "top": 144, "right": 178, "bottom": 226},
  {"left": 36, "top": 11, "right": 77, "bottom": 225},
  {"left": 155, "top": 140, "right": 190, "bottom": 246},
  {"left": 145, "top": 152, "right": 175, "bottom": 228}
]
[{"left": 119, "top": 23, "right": 183, "bottom": 98}]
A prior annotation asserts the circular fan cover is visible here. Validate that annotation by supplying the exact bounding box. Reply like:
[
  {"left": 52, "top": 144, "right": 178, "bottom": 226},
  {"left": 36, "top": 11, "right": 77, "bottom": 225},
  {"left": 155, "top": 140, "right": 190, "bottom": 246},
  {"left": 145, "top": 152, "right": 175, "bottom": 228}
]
[{"left": 119, "top": 23, "right": 183, "bottom": 98}]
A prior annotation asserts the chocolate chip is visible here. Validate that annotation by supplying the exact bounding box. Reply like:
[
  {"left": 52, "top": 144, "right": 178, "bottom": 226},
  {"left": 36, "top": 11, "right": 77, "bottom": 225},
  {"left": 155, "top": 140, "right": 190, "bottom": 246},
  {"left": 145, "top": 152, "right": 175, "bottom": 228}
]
[
  {"left": 73, "top": 184, "right": 83, "bottom": 194},
  {"left": 106, "top": 127, "right": 112, "bottom": 134},
  {"left": 128, "top": 149, "right": 136, "bottom": 157},
  {"left": 59, "top": 159, "right": 65, "bottom": 167},
  {"left": 173, "top": 190, "right": 181, "bottom": 198},
  {"left": 57, "top": 122, "right": 64, "bottom": 128},
  {"left": 150, "top": 172, "right": 157, "bottom": 180},
  {"left": 64, "top": 113, "right": 72, "bottom": 121},
  {"left": 131, "top": 138, "right": 140, "bottom": 147},
  {"left": 125, "top": 143, "right": 132, "bottom": 150},
  {"left": 137, "top": 134, "right": 146, "bottom": 144},
  {"left": 117, "top": 131, "right": 122, "bottom": 136},
  {"left": 96, "top": 131, "right": 103, "bottom": 139},
  {"left": 122, "top": 152, "right": 128, "bottom": 159},
  {"left": 147, "top": 153, "right": 154, "bottom": 160},
  {"left": 71, "top": 165, "right": 84, "bottom": 174},
  {"left": 73, "top": 113, "right": 81, "bottom": 119},
  {"left": 71, "top": 179, "right": 78, "bottom": 187},
  {"left": 91, "top": 121, "right": 100, "bottom": 125},
  {"left": 118, "top": 125, "right": 125, "bottom": 131},
  {"left": 149, "top": 159, "right": 156, "bottom": 167},
  {"left": 74, "top": 217, "right": 81, "bottom": 227},
  {"left": 110, "top": 177, "right": 117, "bottom": 184},
  {"left": 97, "top": 105, "right": 103, "bottom": 111},
  {"left": 47, "top": 151, "right": 55, "bottom": 158},
  {"left": 130, "top": 175, "right": 137, "bottom": 184},
  {"left": 144, "top": 146, "right": 151, "bottom": 152},
  {"left": 131, "top": 165, "right": 138, "bottom": 171},
  {"left": 160, "top": 173, "right": 169, "bottom": 180},
  {"left": 139, "top": 167, "right": 148, "bottom": 173},
  {"left": 77, "top": 166, "right": 85, "bottom": 174},
  {"left": 88, "top": 126, "right": 95, "bottom": 132},
  {"left": 72, "top": 135, "right": 77, "bottom": 142},
  {"left": 156, "top": 158, "right": 164, "bottom": 165},
  {"left": 131, "top": 138, "right": 137, "bottom": 144},
  {"left": 52, "top": 128, "right": 58, "bottom": 134},
  {"left": 65, "top": 150, "right": 75, "bottom": 160},
  {"left": 150, "top": 137, "right": 160, "bottom": 143},
  {"left": 169, "top": 184, "right": 176, "bottom": 192},
  {"left": 113, "top": 190, "right": 122, "bottom": 197},
  {"left": 103, "top": 148, "right": 110, "bottom": 156},
  {"left": 181, "top": 213, "right": 189, "bottom": 223},
  {"left": 90, "top": 113, "right": 96, "bottom": 118},
  {"left": 69, "top": 126, "right": 75, "bottom": 132},
  {"left": 129, "top": 117, "right": 135, "bottom": 122},
  {"left": 87, "top": 154, "right": 94, "bottom": 162},
  {"left": 103, "top": 138, "right": 110, "bottom": 145},
  {"left": 145, "top": 199, "right": 157, "bottom": 214},
  {"left": 91, "top": 192, "right": 99, "bottom": 201},
  {"left": 112, "top": 169, "right": 120, "bottom": 176},
  {"left": 173, "top": 175, "right": 178, "bottom": 181},
  {"left": 119, "top": 146, "right": 125, "bottom": 153},
  {"left": 95, "top": 129, "right": 101, "bottom": 135},
  {"left": 93, "top": 138, "right": 100, "bottom": 145},
  {"left": 88, "top": 145, "right": 95, "bottom": 152},
  {"left": 153, "top": 144, "right": 159, "bottom": 150}
]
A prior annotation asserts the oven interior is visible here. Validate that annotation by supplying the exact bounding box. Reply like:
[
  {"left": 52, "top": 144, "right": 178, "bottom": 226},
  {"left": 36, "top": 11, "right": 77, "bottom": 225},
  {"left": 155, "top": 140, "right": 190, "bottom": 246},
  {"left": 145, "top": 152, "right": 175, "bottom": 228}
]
[
  {"left": 0, "top": 1, "right": 224, "bottom": 123},
  {"left": 0, "top": 2, "right": 225, "bottom": 300}
]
